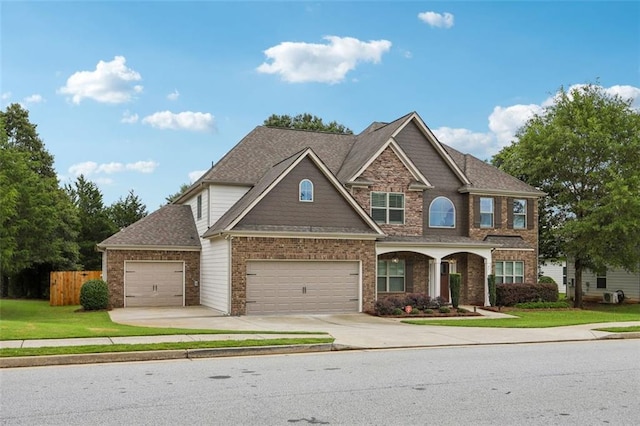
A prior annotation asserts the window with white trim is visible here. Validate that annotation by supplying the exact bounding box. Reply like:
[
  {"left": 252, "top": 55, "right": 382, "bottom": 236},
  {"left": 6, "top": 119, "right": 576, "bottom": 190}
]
[
  {"left": 596, "top": 270, "right": 607, "bottom": 289},
  {"left": 196, "top": 195, "right": 202, "bottom": 220},
  {"left": 495, "top": 261, "right": 524, "bottom": 284},
  {"left": 513, "top": 199, "right": 526, "bottom": 229},
  {"left": 299, "top": 179, "right": 314, "bottom": 202},
  {"left": 371, "top": 192, "right": 404, "bottom": 224},
  {"left": 377, "top": 259, "right": 405, "bottom": 292},
  {"left": 480, "top": 197, "right": 494, "bottom": 228},
  {"left": 429, "top": 196, "right": 455, "bottom": 228}
]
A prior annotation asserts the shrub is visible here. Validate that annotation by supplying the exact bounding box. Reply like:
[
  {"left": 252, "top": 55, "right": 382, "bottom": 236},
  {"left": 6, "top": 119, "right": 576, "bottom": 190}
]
[
  {"left": 538, "top": 276, "right": 556, "bottom": 284},
  {"left": 423, "top": 309, "right": 434, "bottom": 314},
  {"left": 449, "top": 273, "right": 461, "bottom": 308},
  {"left": 439, "top": 306, "right": 451, "bottom": 314},
  {"left": 403, "top": 293, "right": 431, "bottom": 310},
  {"left": 80, "top": 279, "right": 109, "bottom": 311},
  {"left": 488, "top": 274, "right": 496, "bottom": 307},
  {"left": 457, "top": 307, "right": 469, "bottom": 314},
  {"left": 391, "top": 308, "right": 404, "bottom": 316},
  {"left": 496, "top": 282, "right": 559, "bottom": 307},
  {"left": 428, "top": 296, "right": 446, "bottom": 309},
  {"left": 514, "top": 301, "right": 571, "bottom": 309}
]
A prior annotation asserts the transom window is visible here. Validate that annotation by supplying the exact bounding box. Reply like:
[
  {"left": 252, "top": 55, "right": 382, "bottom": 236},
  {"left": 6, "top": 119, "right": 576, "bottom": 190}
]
[
  {"left": 513, "top": 199, "right": 526, "bottom": 229},
  {"left": 299, "top": 179, "right": 314, "bottom": 202},
  {"left": 371, "top": 192, "right": 404, "bottom": 224},
  {"left": 480, "top": 197, "right": 494, "bottom": 228},
  {"left": 377, "top": 259, "right": 405, "bottom": 292},
  {"left": 495, "top": 261, "right": 524, "bottom": 284},
  {"left": 429, "top": 196, "right": 455, "bottom": 228}
]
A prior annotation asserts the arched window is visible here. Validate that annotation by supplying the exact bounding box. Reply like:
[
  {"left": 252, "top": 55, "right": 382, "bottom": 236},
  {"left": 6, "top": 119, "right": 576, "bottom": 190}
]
[
  {"left": 299, "top": 179, "right": 314, "bottom": 202},
  {"left": 429, "top": 196, "right": 455, "bottom": 228}
]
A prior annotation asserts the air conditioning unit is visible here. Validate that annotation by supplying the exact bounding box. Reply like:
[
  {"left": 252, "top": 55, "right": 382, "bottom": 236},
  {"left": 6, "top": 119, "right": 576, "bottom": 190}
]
[{"left": 602, "top": 291, "right": 618, "bottom": 304}]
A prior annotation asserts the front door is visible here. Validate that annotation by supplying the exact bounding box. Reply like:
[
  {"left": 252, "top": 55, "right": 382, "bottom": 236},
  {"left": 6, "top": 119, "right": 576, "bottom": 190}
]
[{"left": 440, "top": 262, "right": 450, "bottom": 302}]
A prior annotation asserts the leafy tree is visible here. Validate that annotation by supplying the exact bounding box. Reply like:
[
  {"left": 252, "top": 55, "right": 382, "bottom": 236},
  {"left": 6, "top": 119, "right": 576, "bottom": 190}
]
[
  {"left": 166, "top": 183, "right": 190, "bottom": 204},
  {"left": 66, "top": 175, "right": 116, "bottom": 270},
  {"left": 493, "top": 84, "right": 640, "bottom": 307},
  {"left": 0, "top": 104, "right": 79, "bottom": 298},
  {"left": 108, "top": 189, "right": 148, "bottom": 229},
  {"left": 263, "top": 113, "right": 353, "bottom": 134}
]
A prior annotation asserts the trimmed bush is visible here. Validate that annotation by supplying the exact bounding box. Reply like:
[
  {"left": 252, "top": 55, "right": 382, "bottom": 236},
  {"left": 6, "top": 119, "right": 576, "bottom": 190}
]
[
  {"left": 496, "top": 282, "right": 559, "bottom": 307},
  {"left": 391, "top": 308, "right": 404, "bottom": 316},
  {"left": 439, "top": 306, "right": 451, "bottom": 314},
  {"left": 457, "top": 307, "right": 470, "bottom": 314},
  {"left": 538, "top": 276, "right": 556, "bottom": 284},
  {"left": 402, "top": 293, "right": 431, "bottom": 310},
  {"left": 488, "top": 274, "right": 496, "bottom": 307},
  {"left": 449, "top": 273, "right": 461, "bottom": 308},
  {"left": 514, "top": 301, "right": 570, "bottom": 309},
  {"left": 80, "top": 279, "right": 109, "bottom": 311}
]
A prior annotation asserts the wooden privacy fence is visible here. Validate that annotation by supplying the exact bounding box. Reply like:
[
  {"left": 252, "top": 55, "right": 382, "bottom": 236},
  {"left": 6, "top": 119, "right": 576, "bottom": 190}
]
[{"left": 50, "top": 271, "right": 102, "bottom": 306}]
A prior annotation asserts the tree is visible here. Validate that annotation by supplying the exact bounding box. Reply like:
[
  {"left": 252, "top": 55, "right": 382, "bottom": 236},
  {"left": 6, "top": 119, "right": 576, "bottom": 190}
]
[
  {"left": 493, "top": 84, "right": 640, "bottom": 307},
  {"left": 108, "top": 189, "right": 148, "bottom": 229},
  {"left": 263, "top": 113, "right": 353, "bottom": 134},
  {"left": 66, "top": 176, "right": 116, "bottom": 270},
  {"left": 165, "top": 183, "right": 190, "bottom": 204},
  {"left": 0, "top": 104, "right": 79, "bottom": 298}
]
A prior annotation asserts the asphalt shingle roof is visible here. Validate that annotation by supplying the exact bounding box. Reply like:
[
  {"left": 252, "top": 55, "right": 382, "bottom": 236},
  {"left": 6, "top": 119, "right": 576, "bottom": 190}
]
[{"left": 98, "top": 205, "right": 201, "bottom": 249}]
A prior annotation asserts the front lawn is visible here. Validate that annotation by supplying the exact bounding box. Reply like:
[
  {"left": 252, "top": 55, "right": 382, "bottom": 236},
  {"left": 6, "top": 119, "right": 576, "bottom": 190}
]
[
  {"left": 0, "top": 299, "right": 324, "bottom": 340},
  {"left": 403, "top": 303, "right": 640, "bottom": 328}
]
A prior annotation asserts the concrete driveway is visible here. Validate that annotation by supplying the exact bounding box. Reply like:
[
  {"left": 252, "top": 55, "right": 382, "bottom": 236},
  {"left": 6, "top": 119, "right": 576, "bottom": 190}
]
[{"left": 108, "top": 306, "right": 639, "bottom": 349}]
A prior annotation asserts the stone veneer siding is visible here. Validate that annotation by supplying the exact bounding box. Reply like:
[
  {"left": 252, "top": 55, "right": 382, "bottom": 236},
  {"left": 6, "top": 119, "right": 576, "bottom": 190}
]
[
  {"left": 105, "top": 249, "right": 200, "bottom": 308},
  {"left": 231, "top": 237, "right": 376, "bottom": 315},
  {"left": 351, "top": 147, "right": 423, "bottom": 236}
]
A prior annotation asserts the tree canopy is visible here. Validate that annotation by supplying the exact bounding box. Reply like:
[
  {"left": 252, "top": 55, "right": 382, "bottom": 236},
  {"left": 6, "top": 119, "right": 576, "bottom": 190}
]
[
  {"left": 108, "top": 189, "right": 148, "bottom": 229},
  {"left": 263, "top": 113, "right": 353, "bottom": 134},
  {"left": 493, "top": 84, "right": 640, "bottom": 307}
]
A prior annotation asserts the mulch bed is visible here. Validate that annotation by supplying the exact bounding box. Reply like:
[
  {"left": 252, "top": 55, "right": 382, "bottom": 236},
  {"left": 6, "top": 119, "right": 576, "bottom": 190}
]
[{"left": 374, "top": 308, "right": 483, "bottom": 318}]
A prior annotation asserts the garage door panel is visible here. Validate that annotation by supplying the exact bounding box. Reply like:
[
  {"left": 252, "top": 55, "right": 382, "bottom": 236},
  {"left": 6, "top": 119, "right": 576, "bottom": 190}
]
[
  {"left": 246, "top": 261, "right": 359, "bottom": 315},
  {"left": 125, "top": 261, "right": 184, "bottom": 307}
]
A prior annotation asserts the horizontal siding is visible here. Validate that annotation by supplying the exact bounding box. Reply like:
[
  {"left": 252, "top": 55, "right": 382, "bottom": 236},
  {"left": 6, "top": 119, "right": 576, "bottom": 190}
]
[
  {"left": 566, "top": 262, "right": 640, "bottom": 300},
  {"left": 210, "top": 185, "right": 250, "bottom": 226},
  {"left": 200, "top": 238, "right": 230, "bottom": 312},
  {"left": 539, "top": 262, "right": 565, "bottom": 292}
]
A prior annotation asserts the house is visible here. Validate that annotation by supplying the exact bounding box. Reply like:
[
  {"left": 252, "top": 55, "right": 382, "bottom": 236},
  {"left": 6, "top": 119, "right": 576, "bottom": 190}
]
[
  {"left": 539, "top": 258, "right": 567, "bottom": 294},
  {"left": 566, "top": 262, "right": 640, "bottom": 303},
  {"left": 98, "top": 112, "right": 544, "bottom": 315}
]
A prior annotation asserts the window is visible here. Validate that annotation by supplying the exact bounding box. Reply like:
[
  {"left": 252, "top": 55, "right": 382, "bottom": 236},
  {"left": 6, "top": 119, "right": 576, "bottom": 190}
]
[
  {"left": 429, "top": 197, "right": 455, "bottom": 228},
  {"left": 377, "top": 259, "right": 405, "bottom": 292},
  {"left": 371, "top": 192, "right": 404, "bottom": 224},
  {"left": 596, "top": 270, "right": 607, "bottom": 289},
  {"left": 495, "top": 261, "right": 524, "bottom": 284},
  {"left": 513, "top": 199, "right": 526, "bottom": 229},
  {"left": 480, "top": 197, "right": 494, "bottom": 228},
  {"left": 196, "top": 195, "right": 202, "bottom": 220},
  {"left": 299, "top": 179, "right": 314, "bottom": 202}
]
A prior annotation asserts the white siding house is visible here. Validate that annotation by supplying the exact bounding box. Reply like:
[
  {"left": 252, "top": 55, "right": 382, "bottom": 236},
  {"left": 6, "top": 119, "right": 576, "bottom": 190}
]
[
  {"left": 539, "top": 259, "right": 566, "bottom": 293},
  {"left": 566, "top": 262, "right": 640, "bottom": 303}
]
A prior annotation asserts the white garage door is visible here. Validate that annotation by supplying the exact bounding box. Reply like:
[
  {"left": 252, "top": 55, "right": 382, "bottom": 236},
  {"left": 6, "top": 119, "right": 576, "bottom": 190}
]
[
  {"left": 245, "top": 261, "right": 360, "bottom": 315},
  {"left": 125, "top": 261, "right": 184, "bottom": 307}
]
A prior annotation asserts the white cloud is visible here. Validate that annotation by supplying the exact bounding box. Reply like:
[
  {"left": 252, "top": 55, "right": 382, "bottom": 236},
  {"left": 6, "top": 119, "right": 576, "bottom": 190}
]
[
  {"left": 68, "top": 160, "right": 158, "bottom": 177},
  {"left": 605, "top": 85, "right": 640, "bottom": 107},
  {"left": 167, "top": 89, "right": 180, "bottom": 101},
  {"left": 1, "top": 92, "right": 12, "bottom": 100},
  {"left": 121, "top": 110, "right": 139, "bottom": 124},
  {"left": 189, "top": 170, "right": 207, "bottom": 183},
  {"left": 142, "top": 111, "right": 215, "bottom": 132},
  {"left": 58, "top": 56, "right": 143, "bottom": 104},
  {"left": 433, "top": 127, "right": 496, "bottom": 160},
  {"left": 257, "top": 35, "right": 392, "bottom": 84},
  {"left": 488, "top": 104, "right": 543, "bottom": 146},
  {"left": 23, "top": 94, "right": 44, "bottom": 104},
  {"left": 418, "top": 11, "right": 455, "bottom": 29}
]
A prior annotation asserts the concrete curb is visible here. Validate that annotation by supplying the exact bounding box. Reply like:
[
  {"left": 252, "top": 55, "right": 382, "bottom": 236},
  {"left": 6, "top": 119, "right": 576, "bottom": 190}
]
[{"left": 598, "top": 332, "right": 640, "bottom": 340}]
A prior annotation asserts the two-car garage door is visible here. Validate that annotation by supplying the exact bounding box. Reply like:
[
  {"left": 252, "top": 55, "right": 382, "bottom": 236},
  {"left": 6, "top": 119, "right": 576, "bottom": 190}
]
[
  {"left": 125, "top": 261, "right": 184, "bottom": 307},
  {"left": 245, "top": 261, "right": 360, "bottom": 315}
]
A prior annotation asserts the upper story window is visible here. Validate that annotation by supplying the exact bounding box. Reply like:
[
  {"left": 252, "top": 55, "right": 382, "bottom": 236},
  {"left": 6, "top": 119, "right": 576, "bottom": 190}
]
[
  {"left": 196, "top": 194, "right": 202, "bottom": 220},
  {"left": 480, "top": 197, "right": 494, "bottom": 228},
  {"left": 299, "top": 179, "right": 314, "bottom": 202},
  {"left": 371, "top": 192, "right": 404, "bottom": 224},
  {"left": 513, "top": 199, "right": 527, "bottom": 229},
  {"left": 429, "top": 196, "right": 455, "bottom": 228}
]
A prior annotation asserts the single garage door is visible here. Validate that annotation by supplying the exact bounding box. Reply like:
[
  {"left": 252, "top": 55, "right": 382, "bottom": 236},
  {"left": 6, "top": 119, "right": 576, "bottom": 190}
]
[
  {"left": 125, "top": 261, "right": 184, "bottom": 307},
  {"left": 245, "top": 261, "right": 359, "bottom": 315}
]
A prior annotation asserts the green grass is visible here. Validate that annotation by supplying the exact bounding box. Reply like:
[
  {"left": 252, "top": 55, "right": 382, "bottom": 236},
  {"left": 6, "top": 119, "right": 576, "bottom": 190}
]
[
  {"left": 0, "top": 300, "right": 326, "bottom": 340},
  {"left": 403, "top": 303, "right": 640, "bottom": 328},
  {"left": 0, "top": 337, "right": 334, "bottom": 358},
  {"left": 594, "top": 325, "right": 640, "bottom": 333}
]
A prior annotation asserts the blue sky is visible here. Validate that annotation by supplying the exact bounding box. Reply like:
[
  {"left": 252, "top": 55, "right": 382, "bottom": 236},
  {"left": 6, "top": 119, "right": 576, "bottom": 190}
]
[{"left": 2, "top": 1, "right": 639, "bottom": 210}]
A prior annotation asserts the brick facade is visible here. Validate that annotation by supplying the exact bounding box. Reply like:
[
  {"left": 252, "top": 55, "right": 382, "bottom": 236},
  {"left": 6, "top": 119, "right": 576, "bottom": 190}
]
[
  {"left": 105, "top": 249, "right": 200, "bottom": 308},
  {"left": 231, "top": 237, "right": 376, "bottom": 315}
]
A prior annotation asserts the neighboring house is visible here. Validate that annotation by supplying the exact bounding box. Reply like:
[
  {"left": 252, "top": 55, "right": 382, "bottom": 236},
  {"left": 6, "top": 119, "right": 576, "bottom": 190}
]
[
  {"left": 98, "top": 112, "right": 544, "bottom": 315},
  {"left": 539, "top": 259, "right": 567, "bottom": 294},
  {"left": 566, "top": 262, "right": 640, "bottom": 303}
]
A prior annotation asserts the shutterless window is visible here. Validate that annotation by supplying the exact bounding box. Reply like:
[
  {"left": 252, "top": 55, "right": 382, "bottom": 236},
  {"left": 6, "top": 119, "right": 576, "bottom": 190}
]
[
  {"left": 513, "top": 199, "right": 526, "bottom": 229},
  {"left": 480, "top": 197, "right": 494, "bottom": 228},
  {"left": 299, "top": 179, "right": 314, "bottom": 202},
  {"left": 196, "top": 195, "right": 202, "bottom": 220},
  {"left": 371, "top": 192, "right": 404, "bottom": 224},
  {"left": 377, "top": 259, "right": 405, "bottom": 292},
  {"left": 429, "top": 197, "right": 455, "bottom": 228},
  {"left": 495, "top": 261, "right": 524, "bottom": 284},
  {"left": 596, "top": 270, "right": 607, "bottom": 289}
]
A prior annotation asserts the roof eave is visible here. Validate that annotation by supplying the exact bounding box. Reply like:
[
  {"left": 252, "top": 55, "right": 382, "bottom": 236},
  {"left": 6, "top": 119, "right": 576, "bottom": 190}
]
[
  {"left": 97, "top": 244, "right": 201, "bottom": 251},
  {"left": 458, "top": 187, "right": 546, "bottom": 197}
]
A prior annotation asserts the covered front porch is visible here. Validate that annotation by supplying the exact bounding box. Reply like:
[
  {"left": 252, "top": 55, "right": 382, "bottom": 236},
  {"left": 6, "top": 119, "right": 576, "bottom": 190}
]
[{"left": 376, "top": 237, "right": 497, "bottom": 306}]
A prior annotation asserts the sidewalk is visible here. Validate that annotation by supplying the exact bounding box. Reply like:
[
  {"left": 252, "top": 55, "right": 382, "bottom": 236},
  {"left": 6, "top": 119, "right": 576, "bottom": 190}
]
[{"left": 2, "top": 306, "right": 639, "bottom": 368}]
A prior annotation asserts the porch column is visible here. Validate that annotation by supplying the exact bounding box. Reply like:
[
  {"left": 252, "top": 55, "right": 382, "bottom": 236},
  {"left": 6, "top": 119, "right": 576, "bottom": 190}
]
[
  {"left": 484, "top": 255, "right": 492, "bottom": 307},
  {"left": 433, "top": 257, "right": 441, "bottom": 299}
]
